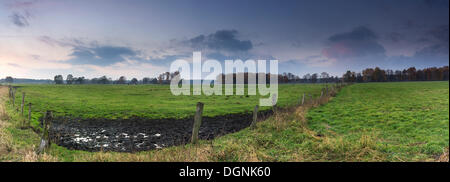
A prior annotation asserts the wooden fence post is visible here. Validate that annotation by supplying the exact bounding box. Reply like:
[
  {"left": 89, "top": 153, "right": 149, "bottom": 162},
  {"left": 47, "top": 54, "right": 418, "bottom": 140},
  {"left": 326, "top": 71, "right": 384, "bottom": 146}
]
[
  {"left": 28, "top": 103, "right": 32, "bottom": 127},
  {"left": 301, "top": 93, "right": 305, "bottom": 105},
  {"left": 38, "top": 110, "right": 52, "bottom": 154},
  {"left": 8, "top": 86, "right": 11, "bottom": 99},
  {"left": 21, "top": 92, "right": 25, "bottom": 116},
  {"left": 12, "top": 89, "right": 15, "bottom": 107},
  {"left": 191, "top": 102, "right": 204, "bottom": 144},
  {"left": 251, "top": 105, "right": 259, "bottom": 129}
]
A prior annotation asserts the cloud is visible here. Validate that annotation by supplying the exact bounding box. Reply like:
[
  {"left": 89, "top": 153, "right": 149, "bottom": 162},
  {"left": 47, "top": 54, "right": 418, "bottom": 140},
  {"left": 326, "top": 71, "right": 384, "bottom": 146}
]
[
  {"left": 38, "top": 36, "right": 60, "bottom": 46},
  {"left": 67, "top": 46, "right": 138, "bottom": 66},
  {"left": 186, "top": 30, "right": 253, "bottom": 52},
  {"left": 9, "top": 12, "right": 30, "bottom": 27},
  {"left": 6, "top": 0, "right": 39, "bottom": 28},
  {"left": 385, "top": 32, "right": 404, "bottom": 43},
  {"left": 429, "top": 25, "right": 449, "bottom": 44},
  {"left": 415, "top": 44, "right": 449, "bottom": 57},
  {"left": 329, "top": 26, "right": 377, "bottom": 42},
  {"left": 423, "top": 0, "right": 450, "bottom": 8},
  {"left": 415, "top": 25, "right": 449, "bottom": 57},
  {"left": 322, "top": 26, "right": 386, "bottom": 59}
]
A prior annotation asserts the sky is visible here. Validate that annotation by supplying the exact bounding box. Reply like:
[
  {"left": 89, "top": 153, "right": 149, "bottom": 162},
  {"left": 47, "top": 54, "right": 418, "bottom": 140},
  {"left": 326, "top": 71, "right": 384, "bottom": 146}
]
[{"left": 0, "top": 0, "right": 448, "bottom": 79}]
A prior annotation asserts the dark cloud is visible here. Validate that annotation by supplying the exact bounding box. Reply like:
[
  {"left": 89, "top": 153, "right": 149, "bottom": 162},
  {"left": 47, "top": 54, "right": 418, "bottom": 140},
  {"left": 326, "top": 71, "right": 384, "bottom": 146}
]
[
  {"left": 6, "top": 1, "right": 38, "bottom": 28},
  {"left": 386, "top": 32, "right": 404, "bottom": 42},
  {"left": 9, "top": 12, "right": 30, "bottom": 27},
  {"left": 429, "top": 25, "right": 449, "bottom": 43},
  {"left": 37, "top": 36, "right": 150, "bottom": 66},
  {"left": 329, "top": 26, "right": 378, "bottom": 42},
  {"left": 414, "top": 25, "right": 449, "bottom": 57},
  {"left": 322, "top": 26, "right": 385, "bottom": 59},
  {"left": 186, "top": 30, "right": 253, "bottom": 52},
  {"left": 423, "top": 0, "right": 450, "bottom": 8},
  {"left": 415, "top": 44, "right": 449, "bottom": 57},
  {"left": 68, "top": 46, "right": 138, "bottom": 66}
]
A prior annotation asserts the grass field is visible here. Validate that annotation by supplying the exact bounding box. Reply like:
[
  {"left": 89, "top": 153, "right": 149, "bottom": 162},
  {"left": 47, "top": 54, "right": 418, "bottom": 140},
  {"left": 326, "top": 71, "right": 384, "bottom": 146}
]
[
  {"left": 1, "top": 81, "right": 448, "bottom": 161},
  {"left": 306, "top": 81, "right": 449, "bottom": 161},
  {"left": 10, "top": 84, "right": 325, "bottom": 122}
]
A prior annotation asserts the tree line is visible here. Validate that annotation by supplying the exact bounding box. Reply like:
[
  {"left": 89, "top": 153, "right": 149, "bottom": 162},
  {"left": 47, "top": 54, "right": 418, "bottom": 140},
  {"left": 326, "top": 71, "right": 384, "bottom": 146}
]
[
  {"left": 342, "top": 66, "right": 449, "bottom": 83},
  {"left": 2, "top": 65, "right": 448, "bottom": 85},
  {"left": 52, "top": 74, "right": 159, "bottom": 85},
  {"left": 216, "top": 72, "right": 340, "bottom": 84}
]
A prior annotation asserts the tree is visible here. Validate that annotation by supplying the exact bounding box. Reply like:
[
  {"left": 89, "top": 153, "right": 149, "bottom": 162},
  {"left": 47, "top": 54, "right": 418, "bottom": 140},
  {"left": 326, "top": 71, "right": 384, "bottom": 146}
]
[
  {"left": 406, "top": 67, "right": 417, "bottom": 81},
  {"left": 343, "top": 71, "right": 352, "bottom": 82},
  {"left": 320, "top": 72, "right": 329, "bottom": 83},
  {"left": 356, "top": 73, "right": 363, "bottom": 82},
  {"left": 98, "top": 76, "right": 111, "bottom": 84},
  {"left": 442, "top": 66, "right": 449, "bottom": 80},
  {"left": 362, "top": 68, "right": 374, "bottom": 82},
  {"left": 54, "top": 75, "right": 64, "bottom": 84},
  {"left": 394, "top": 70, "right": 402, "bottom": 81},
  {"left": 66, "top": 74, "right": 74, "bottom": 84},
  {"left": 372, "top": 67, "right": 386, "bottom": 82},
  {"left": 311, "top": 73, "right": 318, "bottom": 83},
  {"left": 117, "top": 76, "right": 127, "bottom": 84},
  {"left": 142, "top": 77, "right": 151, "bottom": 84},
  {"left": 386, "top": 69, "right": 394, "bottom": 81},
  {"left": 151, "top": 78, "right": 158, "bottom": 84},
  {"left": 75, "top": 77, "right": 85, "bottom": 84},
  {"left": 5, "top": 76, "right": 13, "bottom": 84},
  {"left": 303, "top": 73, "right": 311, "bottom": 83},
  {"left": 130, "top": 78, "right": 138, "bottom": 85},
  {"left": 165, "top": 72, "right": 170, "bottom": 81}
]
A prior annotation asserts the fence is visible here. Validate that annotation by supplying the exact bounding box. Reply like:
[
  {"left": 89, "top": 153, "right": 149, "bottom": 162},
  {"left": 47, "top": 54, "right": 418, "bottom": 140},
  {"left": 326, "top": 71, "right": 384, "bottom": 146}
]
[{"left": 5, "top": 82, "right": 351, "bottom": 152}]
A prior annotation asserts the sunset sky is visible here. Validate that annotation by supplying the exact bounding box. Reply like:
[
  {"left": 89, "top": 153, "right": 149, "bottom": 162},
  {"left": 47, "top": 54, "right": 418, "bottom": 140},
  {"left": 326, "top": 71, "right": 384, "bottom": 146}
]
[{"left": 0, "top": 0, "right": 448, "bottom": 79}]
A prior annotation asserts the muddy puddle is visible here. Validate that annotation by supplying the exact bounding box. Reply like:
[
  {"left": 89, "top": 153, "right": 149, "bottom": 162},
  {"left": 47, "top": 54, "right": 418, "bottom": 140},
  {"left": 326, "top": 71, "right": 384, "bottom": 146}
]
[{"left": 48, "top": 110, "right": 272, "bottom": 152}]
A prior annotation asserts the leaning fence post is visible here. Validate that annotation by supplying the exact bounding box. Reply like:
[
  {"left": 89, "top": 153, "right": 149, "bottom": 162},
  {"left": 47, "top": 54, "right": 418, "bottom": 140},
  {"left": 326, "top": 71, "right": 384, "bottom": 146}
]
[
  {"left": 251, "top": 105, "right": 259, "bottom": 129},
  {"left": 21, "top": 92, "right": 25, "bottom": 116},
  {"left": 38, "top": 110, "right": 52, "bottom": 154},
  {"left": 191, "top": 102, "right": 204, "bottom": 144},
  {"left": 28, "top": 103, "right": 32, "bottom": 127},
  {"left": 301, "top": 93, "right": 305, "bottom": 105}
]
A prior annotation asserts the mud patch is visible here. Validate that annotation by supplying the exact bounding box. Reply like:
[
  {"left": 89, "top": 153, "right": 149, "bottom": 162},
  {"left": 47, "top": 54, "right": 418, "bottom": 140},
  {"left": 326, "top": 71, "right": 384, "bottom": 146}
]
[{"left": 49, "top": 111, "right": 272, "bottom": 152}]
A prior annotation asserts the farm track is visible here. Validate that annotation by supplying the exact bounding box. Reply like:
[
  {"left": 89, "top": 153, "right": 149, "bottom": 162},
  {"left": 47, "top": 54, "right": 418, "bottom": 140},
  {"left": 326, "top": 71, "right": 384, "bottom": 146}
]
[{"left": 49, "top": 110, "right": 273, "bottom": 152}]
